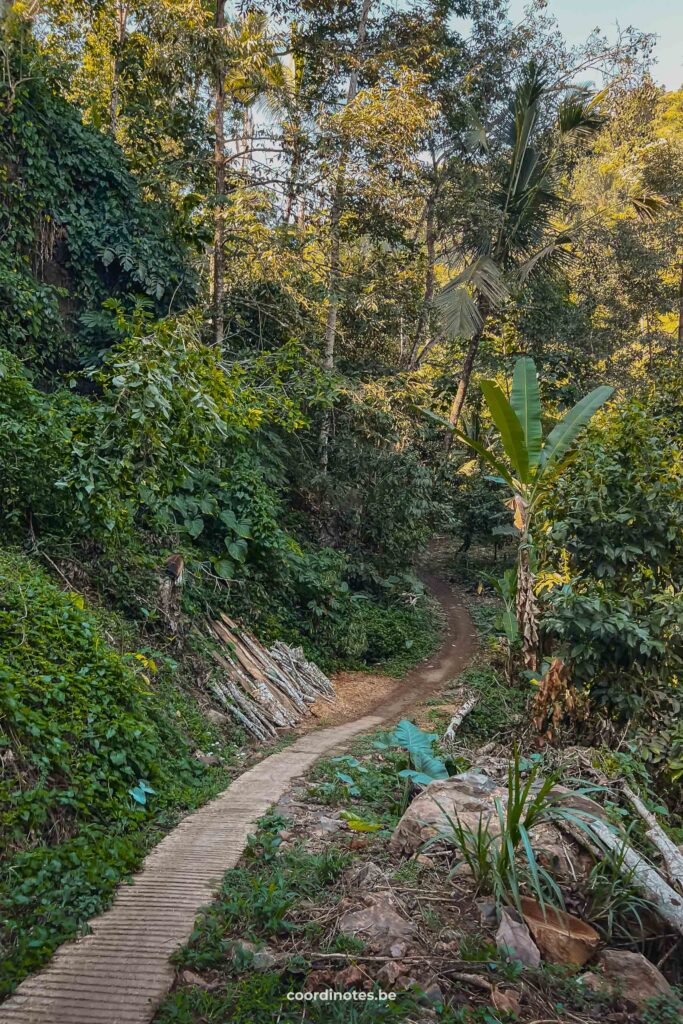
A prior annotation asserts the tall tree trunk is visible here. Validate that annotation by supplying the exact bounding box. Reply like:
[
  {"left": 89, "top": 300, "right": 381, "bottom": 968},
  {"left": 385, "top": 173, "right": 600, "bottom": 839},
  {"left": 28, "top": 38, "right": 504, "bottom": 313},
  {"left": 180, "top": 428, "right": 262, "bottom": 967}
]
[
  {"left": 445, "top": 295, "right": 491, "bottom": 446},
  {"left": 110, "top": 2, "right": 128, "bottom": 136},
  {"left": 319, "top": 0, "right": 372, "bottom": 472},
  {"left": 284, "top": 132, "right": 303, "bottom": 225},
  {"left": 445, "top": 326, "right": 482, "bottom": 446},
  {"left": 515, "top": 502, "right": 539, "bottom": 673},
  {"left": 213, "top": 0, "right": 226, "bottom": 349},
  {"left": 408, "top": 192, "right": 436, "bottom": 368}
]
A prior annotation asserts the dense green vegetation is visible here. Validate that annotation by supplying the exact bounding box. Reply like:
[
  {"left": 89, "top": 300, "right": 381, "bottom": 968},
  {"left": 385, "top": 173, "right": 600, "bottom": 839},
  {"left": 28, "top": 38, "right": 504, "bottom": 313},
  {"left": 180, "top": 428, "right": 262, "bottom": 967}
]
[
  {"left": 1, "top": 0, "right": 682, "bottom": 1006},
  {"left": 0, "top": 550, "right": 236, "bottom": 993}
]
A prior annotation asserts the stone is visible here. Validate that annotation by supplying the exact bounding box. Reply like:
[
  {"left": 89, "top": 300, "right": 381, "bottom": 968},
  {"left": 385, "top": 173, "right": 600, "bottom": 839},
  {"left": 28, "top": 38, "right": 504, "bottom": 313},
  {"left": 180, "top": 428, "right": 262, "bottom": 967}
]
[
  {"left": 180, "top": 969, "right": 213, "bottom": 989},
  {"left": 496, "top": 907, "right": 541, "bottom": 968},
  {"left": 477, "top": 900, "right": 498, "bottom": 927},
  {"left": 336, "top": 966, "right": 365, "bottom": 989},
  {"left": 314, "top": 814, "right": 342, "bottom": 834},
  {"left": 390, "top": 771, "right": 600, "bottom": 882},
  {"left": 228, "top": 939, "right": 278, "bottom": 972},
  {"left": 451, "top": 861, "right": 474, "bottom": 879},
  {"left": 376, "top": 961, "right": 403, "bottom": 988},
  {"left": 345, "top": 861, "right": 388, "bottom": 890},
  {"left": 492, "top": 988, "right": 521, "bottom": 1015},
  {"left": 519, "top": 897, "right": 600, "bottom": 967},
  {"left": 339, "top": 893, "right": 417, "bottom": 955},
  {"left": 577, "top": 972, "right": 610, "bottom": 996},
  {"left": 205, "top": 709, "right": 228, "bottom": 727},
  {"left": 193, "top": 751, "right": 221, "bottom": 766},
  {"left": 593, "top": 950, "right": 675, "bottom": 1010},
  {"left": 418, "top": 978, "right": 444, "bottom": 1006},
  {"left": 305, "top": 969, "right": 334, "bottom": 992}
]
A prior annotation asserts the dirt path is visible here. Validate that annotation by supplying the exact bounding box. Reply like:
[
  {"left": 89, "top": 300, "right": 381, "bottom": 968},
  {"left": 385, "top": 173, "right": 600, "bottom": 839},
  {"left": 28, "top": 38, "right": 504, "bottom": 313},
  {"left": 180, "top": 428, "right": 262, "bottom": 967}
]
[
  {"left": 0, "top": 579, "right": 474, "bottom": 1024},
  {"left": 308, "top": 573, "right": 477, "bottom": 727}
]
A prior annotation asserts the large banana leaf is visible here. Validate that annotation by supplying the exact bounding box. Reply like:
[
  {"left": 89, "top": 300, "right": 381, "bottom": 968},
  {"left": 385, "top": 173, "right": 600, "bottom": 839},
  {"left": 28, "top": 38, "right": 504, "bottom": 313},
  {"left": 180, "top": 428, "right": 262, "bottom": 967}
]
[
  {"left": 541, "top": 386, "right": 613, "bottom": 469},
  {"left": 480, "top": 380, "right": 529, "bottom": 483},
  {"left": 451, "top": 429, "right": 515, "bottom": 488},
  {"left": 510, "top": 357, "right": 542, "bottom": 469}
]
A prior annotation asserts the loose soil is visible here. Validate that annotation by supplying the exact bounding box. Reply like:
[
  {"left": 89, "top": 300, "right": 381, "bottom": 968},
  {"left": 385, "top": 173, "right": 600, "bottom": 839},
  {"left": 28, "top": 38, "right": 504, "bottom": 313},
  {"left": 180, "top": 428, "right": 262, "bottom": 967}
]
[{"left": 309, "top": 572, "right": 477, "bottom": 728}]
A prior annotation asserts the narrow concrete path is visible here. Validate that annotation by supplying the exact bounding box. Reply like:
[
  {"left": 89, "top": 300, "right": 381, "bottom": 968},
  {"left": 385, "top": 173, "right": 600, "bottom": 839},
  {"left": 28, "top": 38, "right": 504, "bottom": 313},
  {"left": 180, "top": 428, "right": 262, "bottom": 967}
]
[
  {"left": 0, "top": 718, "right": 383, "bottom": 1024},
  {"left": 0, "top": 581, "right": 475, "bottom": 1024}
]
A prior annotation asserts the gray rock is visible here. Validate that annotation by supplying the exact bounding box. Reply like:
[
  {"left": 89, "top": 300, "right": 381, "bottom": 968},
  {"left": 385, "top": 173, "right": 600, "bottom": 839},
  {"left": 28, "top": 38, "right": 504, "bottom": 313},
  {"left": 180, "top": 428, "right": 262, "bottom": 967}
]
[
  {"left": 418, "top": 978, "right": 444, "bottom": 1006},
  {"left": 205, "top": 709, "right": 228, "bottom": 727},
  {"left": 344, "top": 861, "right": 388, "bottom": 889},
  {"left": 390, "top": 771, "right": 599, "bottom": 881},
  {"left": 593, "top": 950, "right": 675, "bottom": 1010},
  {"left": 339, "top": 894, "right": 417, "bottom": 955},
  {"left": 229, "top": 939, "right": 278, "bottom": 972}
]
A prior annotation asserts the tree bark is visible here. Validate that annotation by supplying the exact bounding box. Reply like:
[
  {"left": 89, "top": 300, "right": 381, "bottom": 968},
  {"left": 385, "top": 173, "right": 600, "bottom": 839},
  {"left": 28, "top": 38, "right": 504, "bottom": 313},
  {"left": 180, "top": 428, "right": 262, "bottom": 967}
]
[
  {"left": 319, "top": 0, "right": 372, "bottom": 471},
  {"left": 283, "top": 138, "right": 302, "bottom": 224},
  {"left": 408, "top": 192, "right": 436, "bottom": 368},
  {"left": 445, "top": 324, "right": 483, "bottom": 446},
  {"left": 109, "top": 2, "right": 128, "bottom": 136},
  {"left": 622, "top": 783, "right": 683, "bottom": 888},
  {"left": 442, "top": 694, "right": 479, "bottom": 744},
  {"left": 588, "top": 820, "right": 683, "bottom": 936},
  {"left": 515, "top": 500, "right": 538, "bottom": 672},
  {"left": 213, "top": 0, "right": 226, "bottom": 349}
]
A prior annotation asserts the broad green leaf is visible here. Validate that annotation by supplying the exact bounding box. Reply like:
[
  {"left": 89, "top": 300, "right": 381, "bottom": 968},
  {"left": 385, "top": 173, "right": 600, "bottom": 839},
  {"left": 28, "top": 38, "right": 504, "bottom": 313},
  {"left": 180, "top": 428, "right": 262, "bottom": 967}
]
[
  {"left": 411, "top": 747, "right": 449, "bottom": 781},
  {"left": 398, "top": 769, "right": 437, "bottom": 785},
  {"left": 510, "top": 357, "right": 542, "bottom": 468},
  {"left": 214, "top": 559, "right": 234, "bottom": 580},
  {"left": 451, "top": 430, "right": 515, "bottom": 488},
  {"left": 542, "top": 386, "right": 613, "bottom": 470},
  {"left": 480, "top": 381, "right": 529, "bottom": 482},
  {"left": 392, "top": 719, "right": 438, "bottom": 759}
]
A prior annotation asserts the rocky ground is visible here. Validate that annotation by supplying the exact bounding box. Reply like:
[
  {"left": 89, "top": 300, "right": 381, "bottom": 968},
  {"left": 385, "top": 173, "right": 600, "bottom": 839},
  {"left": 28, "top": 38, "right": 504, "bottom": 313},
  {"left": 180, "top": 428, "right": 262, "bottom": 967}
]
[{"left": 155, "top": 683, "right": 683, "bottom": 1024}]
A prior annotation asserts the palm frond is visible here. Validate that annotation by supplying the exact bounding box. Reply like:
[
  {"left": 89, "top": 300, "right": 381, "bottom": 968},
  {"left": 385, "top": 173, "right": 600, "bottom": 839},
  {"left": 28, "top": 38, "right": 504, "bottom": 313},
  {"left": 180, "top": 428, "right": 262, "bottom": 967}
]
[
  {"left": 515, "top": 230, "right": 576, "bottom": 283},
  {"left": 436, "top": 255, "right": 508, "bottom": 337},
  {"left": 557, "top": 89, "right": 607, "bottom": 141},
  {"left": 627, "top": 188, "right": 669, "bottom": 223}
]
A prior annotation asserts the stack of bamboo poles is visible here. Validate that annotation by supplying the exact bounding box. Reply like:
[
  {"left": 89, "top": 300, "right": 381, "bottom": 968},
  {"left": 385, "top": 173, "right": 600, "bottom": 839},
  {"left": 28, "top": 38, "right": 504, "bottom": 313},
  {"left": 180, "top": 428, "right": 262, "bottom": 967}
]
[{"left": 207, "top": 613, "right": 335, "bottom": 742}]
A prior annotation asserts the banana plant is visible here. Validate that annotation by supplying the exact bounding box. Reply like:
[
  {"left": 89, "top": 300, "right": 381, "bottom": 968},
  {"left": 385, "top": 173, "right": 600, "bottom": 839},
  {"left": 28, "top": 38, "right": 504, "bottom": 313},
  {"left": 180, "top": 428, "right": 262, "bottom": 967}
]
[{"left": 454, "top": 357, "right": 613, "bottom": 671}]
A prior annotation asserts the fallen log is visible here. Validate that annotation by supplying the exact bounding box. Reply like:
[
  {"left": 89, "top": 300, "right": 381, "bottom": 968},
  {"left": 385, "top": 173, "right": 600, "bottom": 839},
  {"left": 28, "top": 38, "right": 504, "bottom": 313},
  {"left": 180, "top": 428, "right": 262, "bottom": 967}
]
[
  {"left": 621, "top": 783, "right": 683, "bottom": 890},
  {"left": 205, "top": 618, "right": 337, "bottom": 740},
  {"left": 586, "top": 820, "right": 683, "bottom": 937},
  {"left": 442, "top": 694, "right": 479, "bottom": 744}
]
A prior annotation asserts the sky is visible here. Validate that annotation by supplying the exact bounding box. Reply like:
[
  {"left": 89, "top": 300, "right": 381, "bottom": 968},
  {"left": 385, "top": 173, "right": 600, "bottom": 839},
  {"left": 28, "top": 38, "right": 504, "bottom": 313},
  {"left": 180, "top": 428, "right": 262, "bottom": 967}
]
[{"left": 506, "top": 0, "right": 683, "bottom": 90}]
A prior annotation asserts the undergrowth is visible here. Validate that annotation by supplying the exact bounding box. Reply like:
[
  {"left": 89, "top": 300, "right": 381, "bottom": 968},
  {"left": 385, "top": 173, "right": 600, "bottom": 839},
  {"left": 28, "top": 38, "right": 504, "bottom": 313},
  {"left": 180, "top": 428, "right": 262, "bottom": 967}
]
[{"left": 0, "top": 550, "right": 235, "bottom": 995}]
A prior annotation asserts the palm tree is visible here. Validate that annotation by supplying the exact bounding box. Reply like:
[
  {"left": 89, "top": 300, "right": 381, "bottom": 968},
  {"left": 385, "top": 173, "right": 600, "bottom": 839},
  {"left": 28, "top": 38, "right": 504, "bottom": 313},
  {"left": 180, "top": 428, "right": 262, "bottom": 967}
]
[
  {"left": 430, "top": 62, "right": 606, "bottom": 433},
  {"left": 453, "top": 356, "right": 613, "bottom": 671}
]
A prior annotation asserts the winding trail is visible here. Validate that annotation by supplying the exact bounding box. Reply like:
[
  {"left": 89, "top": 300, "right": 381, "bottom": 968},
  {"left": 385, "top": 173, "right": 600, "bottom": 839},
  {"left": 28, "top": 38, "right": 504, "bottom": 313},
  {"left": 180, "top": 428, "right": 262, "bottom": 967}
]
[{"left": 0, "top": 579, "right": 475, "bottom": 1024}]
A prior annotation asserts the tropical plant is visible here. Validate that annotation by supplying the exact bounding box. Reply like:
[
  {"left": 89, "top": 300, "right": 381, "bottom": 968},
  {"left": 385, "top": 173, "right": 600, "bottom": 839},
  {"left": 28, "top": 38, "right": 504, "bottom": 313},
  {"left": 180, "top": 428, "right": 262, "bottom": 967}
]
[
  {"left": 583, "top": 834, "right": 656, "bottom": 944},
  {"left": 452, "top": 356, "right": 613, "bottom": 669},
  {"left": 481, "top": 568, "right": 519, "bottom": 680},
  {"left": 425, "top": 745, "right": 606, "bottom": 913},
  {"left": 435, "top": 61, "right": 607, "bottom": 429}
]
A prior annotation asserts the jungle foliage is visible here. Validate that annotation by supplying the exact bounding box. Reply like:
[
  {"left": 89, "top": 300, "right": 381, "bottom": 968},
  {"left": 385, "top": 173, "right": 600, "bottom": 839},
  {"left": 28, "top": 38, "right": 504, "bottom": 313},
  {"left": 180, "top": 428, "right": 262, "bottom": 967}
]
[{"left": 1, "top": 0, "right": 682, "bottom": 998}]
